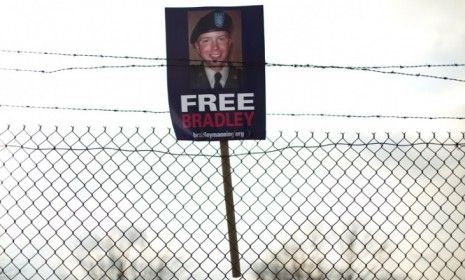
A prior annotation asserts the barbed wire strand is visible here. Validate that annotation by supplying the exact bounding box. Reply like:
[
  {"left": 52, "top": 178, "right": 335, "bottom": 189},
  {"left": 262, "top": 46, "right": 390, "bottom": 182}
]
[
  {"left": 267, "top": 112, "right": 465, "bottom": 120},
  {"left": 2, "top": 49, "right": 465, "bottom": 70},
  {"left": 2, "top": 49, "right": 465, "bottom": 81},
  {"left": 0, "top": 49, "right": 166, "bottom": 61},
  {"left": 0, "top": 104, "right": 168, "bottom": 114},
  {"left": 0, "top": 64, "right": 165, "bottom": 74},
  {"left": 1, "top": 63, "right": 464, "bottom": 83},
  {"left": 0, "top": 103, "right": 464, "bottom": 120},
  {"left": 1, "top": 142, "right": 464, "bottom": 157},
  {"left": 356, "top": 67, "right": 465, "bottom": 83}
]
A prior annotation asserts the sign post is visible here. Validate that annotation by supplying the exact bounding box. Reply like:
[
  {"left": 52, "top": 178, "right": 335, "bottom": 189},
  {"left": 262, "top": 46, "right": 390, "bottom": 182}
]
[
  {"left": 165, "top": 5, "right": 265, "bottom": 277},
  {"left": 220, "top": 140, "right": 241, "bottom": 277}
]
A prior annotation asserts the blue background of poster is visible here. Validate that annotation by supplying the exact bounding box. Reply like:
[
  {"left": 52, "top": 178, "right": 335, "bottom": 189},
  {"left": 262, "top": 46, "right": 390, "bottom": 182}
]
[{"left": 165, "top": 5, "right": 265, "bottom": 141}]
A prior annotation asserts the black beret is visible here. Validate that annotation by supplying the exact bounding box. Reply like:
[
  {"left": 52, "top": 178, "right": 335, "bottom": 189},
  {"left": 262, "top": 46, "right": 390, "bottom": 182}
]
[{"left": 190, "top": 10, "right": 232, "bottom": 44}]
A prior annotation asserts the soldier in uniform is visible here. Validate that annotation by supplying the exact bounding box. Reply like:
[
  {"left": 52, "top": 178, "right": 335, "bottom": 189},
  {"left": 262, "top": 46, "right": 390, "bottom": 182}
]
[{"left": 190, "top": 9, "right": 242, "bottom": 90}]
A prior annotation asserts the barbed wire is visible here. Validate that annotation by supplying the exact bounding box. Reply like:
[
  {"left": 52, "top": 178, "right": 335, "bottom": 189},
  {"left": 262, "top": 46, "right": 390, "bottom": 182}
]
[
  {"left": 267, "top": 62, "right": 465, "bottom": 70},
  {"left": 1, "top": 103, "right": 464, "bottom": 120},
  {"left": 360, "top": 68, "right": 465, "bottom": 82},
  {"left": 2, "top": 49, "right": 465, "bottom": 69},
  {"left": 2, "top": 141, "right": 464, "bottom": 157},
  {"left": 1, "top": 49, "right": 465, "bottom": 82},
  {"left": 0, "top": 49, "right": 167, "bottom": 61},
  {"left": 0, "top": 103, "right": 169, "bottom": 114},
  {"left": 267, "top": 112, "right": 465, "bottom": 120},
  {"left": 1, "top": 64, "right": 464, "bottom": 82},
  {"left": 0, "top": 64, "right": 165, "bottom": 74}
]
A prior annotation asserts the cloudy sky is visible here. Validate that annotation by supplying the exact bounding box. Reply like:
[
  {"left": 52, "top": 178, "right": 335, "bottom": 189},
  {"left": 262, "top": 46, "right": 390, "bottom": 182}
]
[
  {"left": 0, "top": 0, "right": 464, "bottom": 132},
  {"left": 0, "top": 2, "right": 464, "bottom": 278}
]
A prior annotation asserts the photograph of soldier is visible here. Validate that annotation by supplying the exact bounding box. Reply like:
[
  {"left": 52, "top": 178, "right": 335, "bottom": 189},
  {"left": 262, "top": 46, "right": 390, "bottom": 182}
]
[{"left": 188, "top": 9, "right": 242, "bottom": 90}]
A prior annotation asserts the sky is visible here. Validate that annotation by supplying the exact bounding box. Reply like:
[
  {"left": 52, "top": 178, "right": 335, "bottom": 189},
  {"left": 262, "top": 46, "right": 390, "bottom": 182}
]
[
  {"left": 0, "top": 2, "right": 464, "bottom": 278},
  {"left": 0, "top": 0, "right": 464, "bottom": 132}
]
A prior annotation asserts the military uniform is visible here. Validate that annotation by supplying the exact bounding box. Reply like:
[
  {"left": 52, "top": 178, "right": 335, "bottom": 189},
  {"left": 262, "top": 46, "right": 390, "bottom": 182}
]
[{"left": 190, "top": 63, "right": 242, "bottom": 89}]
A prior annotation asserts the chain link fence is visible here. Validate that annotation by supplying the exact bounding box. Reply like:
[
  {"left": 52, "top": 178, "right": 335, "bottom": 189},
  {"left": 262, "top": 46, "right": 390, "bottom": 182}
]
[{"left": 0, "top": 125, "right": 464, "bottom": 279}]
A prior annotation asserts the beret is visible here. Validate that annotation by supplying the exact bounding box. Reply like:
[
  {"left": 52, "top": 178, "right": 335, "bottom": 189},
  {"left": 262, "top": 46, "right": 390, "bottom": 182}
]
[{"left": 190, "top": 9, "right": 232, "bottom": 44}]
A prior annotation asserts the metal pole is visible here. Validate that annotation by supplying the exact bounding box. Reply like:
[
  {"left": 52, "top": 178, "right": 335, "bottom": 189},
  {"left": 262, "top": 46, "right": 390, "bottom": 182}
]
[{"left": 219, "top": 140, "right": 241, "bottom": 278}]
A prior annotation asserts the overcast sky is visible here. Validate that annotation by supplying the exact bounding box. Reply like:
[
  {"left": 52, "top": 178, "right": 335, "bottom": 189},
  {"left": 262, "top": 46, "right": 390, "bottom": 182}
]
[
  {"left": 0, "top": 0, "right": 464, "bottom": 132},
  {"left": 0, "top": 2, "right": 464, "bottom": 278}
]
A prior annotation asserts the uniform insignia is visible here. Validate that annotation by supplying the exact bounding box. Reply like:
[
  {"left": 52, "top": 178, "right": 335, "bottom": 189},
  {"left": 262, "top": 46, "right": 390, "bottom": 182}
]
[{"left": 214, "top": 12, "right": 225, "bottom": 28}]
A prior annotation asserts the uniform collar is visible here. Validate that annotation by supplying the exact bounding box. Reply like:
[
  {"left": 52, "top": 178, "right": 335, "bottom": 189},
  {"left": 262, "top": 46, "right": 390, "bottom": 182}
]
[{"left": 204, "top": 65, "right": 229, "bottom": 89}]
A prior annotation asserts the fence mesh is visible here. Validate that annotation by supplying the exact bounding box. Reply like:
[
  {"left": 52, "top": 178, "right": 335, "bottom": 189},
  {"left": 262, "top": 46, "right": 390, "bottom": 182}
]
[{"left": 0, "top": 125, "right": 464, "bottom": 280}]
